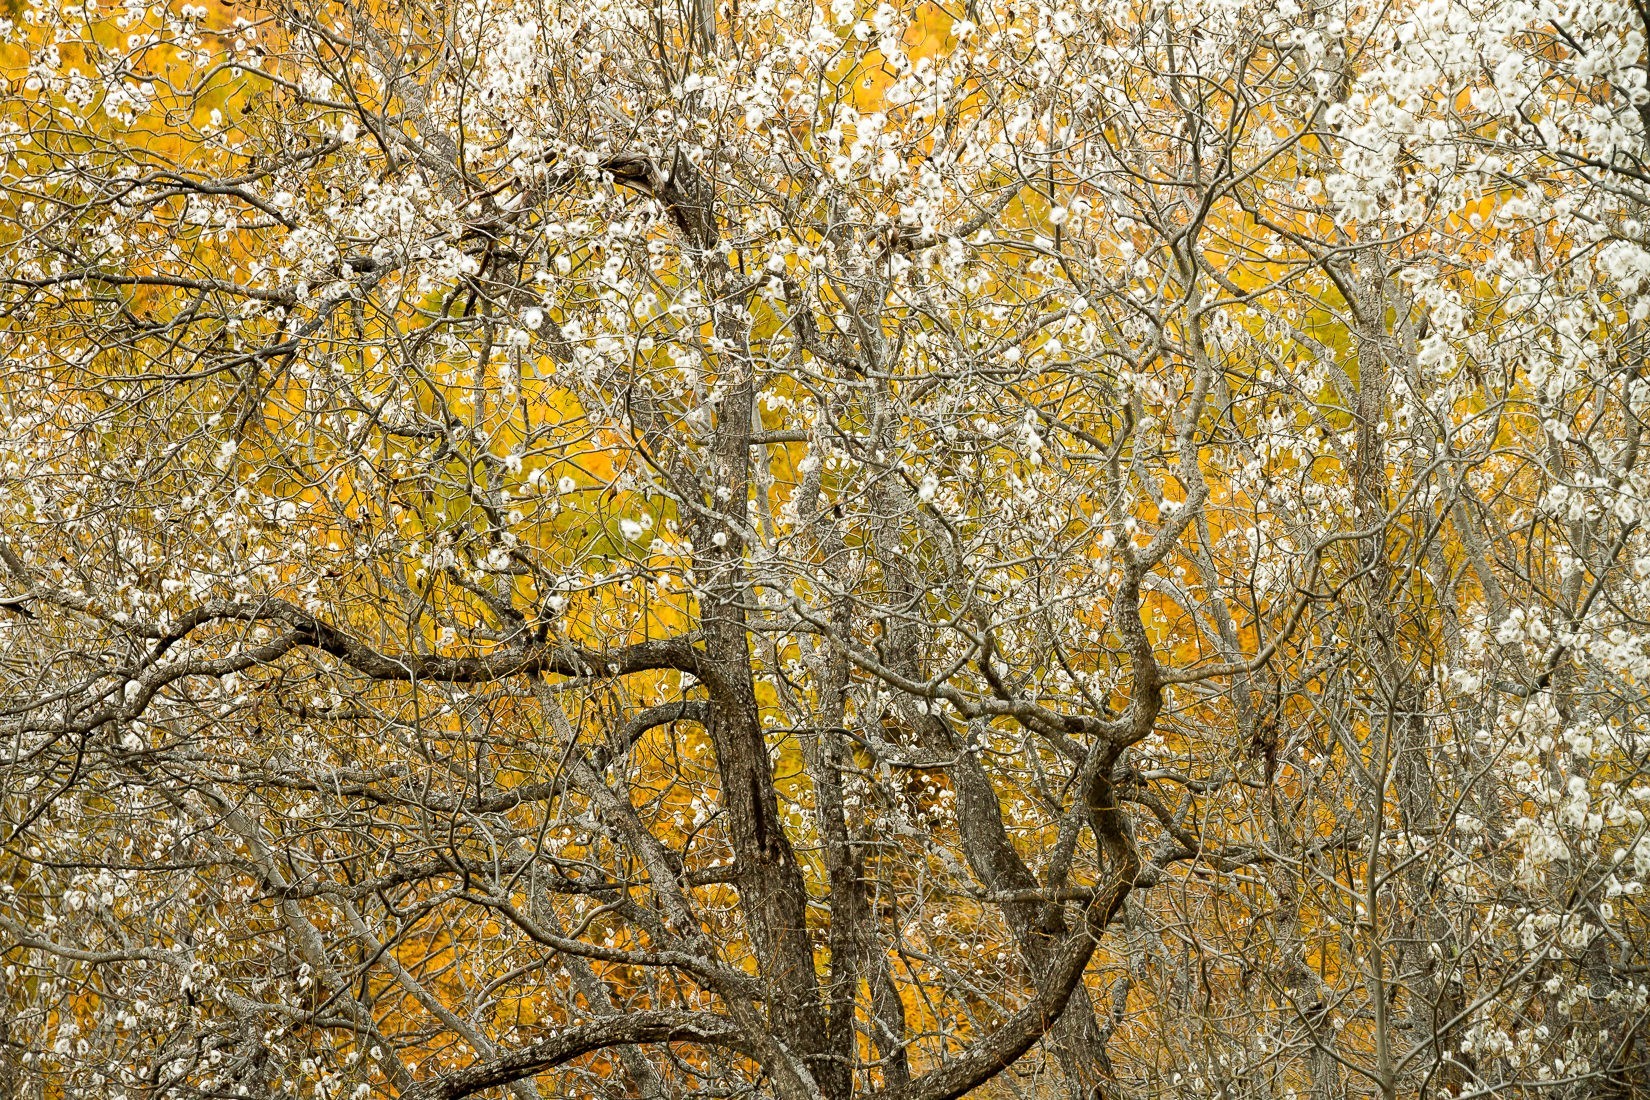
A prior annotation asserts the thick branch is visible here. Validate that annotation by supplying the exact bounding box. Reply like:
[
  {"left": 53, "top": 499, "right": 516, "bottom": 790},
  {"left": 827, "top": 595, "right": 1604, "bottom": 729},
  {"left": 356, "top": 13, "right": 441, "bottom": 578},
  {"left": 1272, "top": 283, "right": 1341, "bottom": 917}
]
[{"left": 399, "top": 1011, "right": 748, "bottom": 1100}]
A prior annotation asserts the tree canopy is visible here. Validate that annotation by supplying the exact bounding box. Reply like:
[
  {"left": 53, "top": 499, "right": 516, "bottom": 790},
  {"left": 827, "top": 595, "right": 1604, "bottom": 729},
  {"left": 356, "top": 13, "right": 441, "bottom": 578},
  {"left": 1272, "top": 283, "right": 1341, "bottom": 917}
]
[{"left": 1, "top": 0, "right": 1648, "bottom": 1097}]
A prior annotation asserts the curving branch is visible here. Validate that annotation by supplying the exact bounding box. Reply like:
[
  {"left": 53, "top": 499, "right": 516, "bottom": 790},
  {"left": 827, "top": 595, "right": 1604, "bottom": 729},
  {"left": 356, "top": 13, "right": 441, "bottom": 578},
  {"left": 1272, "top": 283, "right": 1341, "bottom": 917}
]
[{"left": 399, "top": 1011, "right": 749, "bottom": 1100}]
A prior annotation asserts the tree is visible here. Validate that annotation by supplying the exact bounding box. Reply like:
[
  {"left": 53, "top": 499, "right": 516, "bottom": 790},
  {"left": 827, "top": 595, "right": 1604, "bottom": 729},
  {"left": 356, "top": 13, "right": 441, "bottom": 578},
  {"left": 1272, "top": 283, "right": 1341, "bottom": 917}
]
[{"left": 1, "top": 0, "right": 1647, "bottom": 1098}]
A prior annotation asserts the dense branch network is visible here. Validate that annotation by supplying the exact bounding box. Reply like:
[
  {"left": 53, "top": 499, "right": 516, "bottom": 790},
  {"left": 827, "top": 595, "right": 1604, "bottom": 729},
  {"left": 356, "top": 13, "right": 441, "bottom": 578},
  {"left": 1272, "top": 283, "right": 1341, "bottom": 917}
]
[{"left": 2, "top": 0, "right": 1649, "bottom": 1099}]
